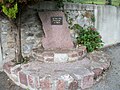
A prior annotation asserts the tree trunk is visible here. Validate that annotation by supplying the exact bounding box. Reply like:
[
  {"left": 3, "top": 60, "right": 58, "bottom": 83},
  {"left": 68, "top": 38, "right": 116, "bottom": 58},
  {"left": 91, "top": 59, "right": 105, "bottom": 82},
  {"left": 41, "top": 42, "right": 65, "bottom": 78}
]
[
  {"left": 9, "top": 18, "right": 23, "bottom": 63},
  {"left": 15, "top": 19, "right": 23, "bottom": 63},
  {"left": 9, "top": 4, "right": 23, "bottom": 64},
  {"left": 15, "top": 4, "right": 23, "bottom": 63}
]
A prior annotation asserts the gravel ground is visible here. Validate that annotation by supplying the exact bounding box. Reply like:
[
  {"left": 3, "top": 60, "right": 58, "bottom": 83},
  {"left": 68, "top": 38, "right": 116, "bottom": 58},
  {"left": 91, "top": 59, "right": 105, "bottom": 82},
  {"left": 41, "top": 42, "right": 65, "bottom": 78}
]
[
  {"left": 0, "top": 44, "right": 120, "bottom": 90},
  {"left": 0, "top": 72, "right": 25, "bottom": 90},
  {"left": 88, "top": 44, "right": 120, "bottom": 90}
]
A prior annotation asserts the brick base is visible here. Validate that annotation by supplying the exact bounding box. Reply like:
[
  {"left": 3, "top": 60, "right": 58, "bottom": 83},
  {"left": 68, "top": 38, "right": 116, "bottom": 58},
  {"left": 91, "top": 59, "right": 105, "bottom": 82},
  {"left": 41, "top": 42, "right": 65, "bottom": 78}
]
[
  {"left": 3, "top": 51, "right": 110, "bottom": 90},
  {"left": 32, "top": 46, "right": 87, "bottom": 63}
]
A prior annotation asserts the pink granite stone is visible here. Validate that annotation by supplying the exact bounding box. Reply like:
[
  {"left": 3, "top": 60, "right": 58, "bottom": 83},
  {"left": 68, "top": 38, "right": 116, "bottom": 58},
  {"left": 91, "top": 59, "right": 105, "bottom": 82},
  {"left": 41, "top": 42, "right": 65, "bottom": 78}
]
[
  {"left": 39, "top": 11, "right": 74, "bottom": 50},
  {"left": 28, "top": 75, "right": 35, "bottom": 88}
]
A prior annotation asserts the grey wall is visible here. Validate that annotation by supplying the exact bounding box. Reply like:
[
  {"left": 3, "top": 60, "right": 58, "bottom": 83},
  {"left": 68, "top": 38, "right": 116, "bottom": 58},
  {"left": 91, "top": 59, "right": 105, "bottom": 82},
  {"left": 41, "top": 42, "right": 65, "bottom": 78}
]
[
  {"left": 0, "top": 9, "right": 44, "bottom": 62},
  {"left": 64, "top": 3, "right": 120, "bottom": 46},
  {"left": 94, "top": 5, "right": 120, "bottom": 46}
]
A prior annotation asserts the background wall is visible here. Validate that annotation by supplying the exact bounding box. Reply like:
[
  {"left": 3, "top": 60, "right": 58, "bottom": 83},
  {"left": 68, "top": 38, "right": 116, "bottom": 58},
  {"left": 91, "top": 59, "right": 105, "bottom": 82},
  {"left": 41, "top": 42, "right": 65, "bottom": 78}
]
[
  {"left": 63, "top": 3, "right": 120, "bottom": 46},
  {"left": 94, "top": 5, "right": 120, "bottom": 46},
  {"left": 31, "top": 2, "right": 120, "bottom": 46}
]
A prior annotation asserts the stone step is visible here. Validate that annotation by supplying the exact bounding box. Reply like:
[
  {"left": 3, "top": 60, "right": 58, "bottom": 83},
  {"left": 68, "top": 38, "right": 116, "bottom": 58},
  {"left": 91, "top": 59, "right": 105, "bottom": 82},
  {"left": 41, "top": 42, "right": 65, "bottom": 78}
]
[
  {"left": 3, "top": 51, "right": 111, "bottom": 90},
  {"left": 32, "top": 46, "right": 87, "bottom": 63}
]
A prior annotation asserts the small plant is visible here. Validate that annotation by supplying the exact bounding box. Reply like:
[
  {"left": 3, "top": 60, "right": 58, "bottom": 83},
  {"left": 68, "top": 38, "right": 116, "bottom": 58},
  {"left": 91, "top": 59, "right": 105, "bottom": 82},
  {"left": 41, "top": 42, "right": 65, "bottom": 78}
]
[
  {"left": 91, "top": 15, "right": 95, "bottom": 23},
  {"left": 2, "top": 3, "right": 18, "bottom": 19},
  {"left": 73, "top": 24, "right": 103, "bottom": 52}
]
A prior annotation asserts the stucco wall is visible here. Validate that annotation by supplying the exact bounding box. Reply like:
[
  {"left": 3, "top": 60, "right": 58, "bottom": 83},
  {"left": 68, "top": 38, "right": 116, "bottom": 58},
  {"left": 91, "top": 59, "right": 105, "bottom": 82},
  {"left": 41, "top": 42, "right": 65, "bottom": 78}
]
[{"left": 94, "top": 5, "right": 120, "bottom": 46}]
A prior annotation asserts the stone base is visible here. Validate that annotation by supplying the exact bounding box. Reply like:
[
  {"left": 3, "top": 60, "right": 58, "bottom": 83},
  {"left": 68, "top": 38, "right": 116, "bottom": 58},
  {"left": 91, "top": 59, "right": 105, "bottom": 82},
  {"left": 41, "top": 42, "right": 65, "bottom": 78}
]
[
  {"left": 32, "top": 46, "right": 87, "bottom": 63},
  {"left": 3, "top": 51, "right": 111, "bottom": 90}
]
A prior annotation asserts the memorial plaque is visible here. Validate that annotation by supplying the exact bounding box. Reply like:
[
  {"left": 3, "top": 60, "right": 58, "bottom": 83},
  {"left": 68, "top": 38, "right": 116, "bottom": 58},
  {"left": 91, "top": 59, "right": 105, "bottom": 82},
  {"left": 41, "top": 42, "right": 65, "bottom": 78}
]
[{"left": 51, "top": 17, "right": 63, "bottom": 25}]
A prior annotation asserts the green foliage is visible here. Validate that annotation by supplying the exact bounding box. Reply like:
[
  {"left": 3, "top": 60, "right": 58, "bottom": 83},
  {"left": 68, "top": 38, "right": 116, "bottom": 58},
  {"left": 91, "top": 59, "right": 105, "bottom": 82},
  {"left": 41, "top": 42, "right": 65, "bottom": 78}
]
[
  {"left": 56, "top": 0, "right": 74, "bottom": 8},
  {"left": 2, "top": 3, "right": 18, "bottom": 19},
  {"left": 6, "top": 0, "right": 14, "bottom": 3},
  {"left": 73, "top": 24, "right": 103, "bottom": 52},
  {"left": 91, "top": 15, "right": 95, "bottom": 22},
  {"left": 57, "top": 0, "right": 120, "bottom": 6}
]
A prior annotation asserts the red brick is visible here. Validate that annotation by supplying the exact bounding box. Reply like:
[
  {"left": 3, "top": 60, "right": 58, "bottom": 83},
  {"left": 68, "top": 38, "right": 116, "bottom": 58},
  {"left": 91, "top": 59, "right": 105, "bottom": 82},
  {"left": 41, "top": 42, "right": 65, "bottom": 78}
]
[
  {"left": 102, "top": 62, "right": 110, "bottom": 70},
  {"left": 3, "top": 61, "right": 14, "bottom": 74},
  {"left": 11, "top": 67, "right": 21, "bottom": 82},
  {"left": 57, "top": 80, "right": 65, "bottom": 90},
  {"left": 11, "top": 67, "right": 21, "bottom": 74},
  {"left": 42, "top": 52, "right": 54, "bottom": 57},
  {"left": 35, "top": 77, "right": 40, "bottom": 89},
  {"left": 68, "top": 80, "right": 78, "bottom": 90},
  {"left": 28, "top": 75, "right": 35, "bottom": 88},
  {"left": 71, "top": 52, "right": 78, "bottom": 57},
  {"left": 78, "top": 51, "right": 83, "bottom": 56},
  {"left": 19, "top": 72, "right": 28, "bottom": 86},
  {"left": 81, "top": 75, "right": 94, "bottom": 89},
  {"left": 93, "top": 68, "right": 103, "bottom": 78},
  {"left": 40, "top": 79, "right": 51, "bottom": 90},
  {"left": 45, "top": 58, "right": 54, "bottom": 62},
  {"left": 68, "top": 51, "right": 78, "bottom": 57}
]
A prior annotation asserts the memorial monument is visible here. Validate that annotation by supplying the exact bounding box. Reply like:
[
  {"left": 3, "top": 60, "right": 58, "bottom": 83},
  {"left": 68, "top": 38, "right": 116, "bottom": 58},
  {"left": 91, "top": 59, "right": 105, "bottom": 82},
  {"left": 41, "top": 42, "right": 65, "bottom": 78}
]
[{"left": 36, "top": 11, "right": 87, "bottom": 63}]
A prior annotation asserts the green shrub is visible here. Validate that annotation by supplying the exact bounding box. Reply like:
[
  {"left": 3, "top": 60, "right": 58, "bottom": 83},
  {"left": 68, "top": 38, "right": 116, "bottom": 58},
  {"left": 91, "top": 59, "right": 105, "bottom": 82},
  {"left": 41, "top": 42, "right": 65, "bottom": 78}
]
[{"left": 73, "top": 24, "right": 103, "bottom": 52}]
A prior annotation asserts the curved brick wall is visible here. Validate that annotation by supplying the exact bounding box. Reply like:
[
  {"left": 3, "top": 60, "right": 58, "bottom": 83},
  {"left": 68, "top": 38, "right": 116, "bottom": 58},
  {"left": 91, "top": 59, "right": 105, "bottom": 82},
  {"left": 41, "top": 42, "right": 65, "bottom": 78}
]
[{"left": 3, "top": 51, "right": 110, "bottom": 90}]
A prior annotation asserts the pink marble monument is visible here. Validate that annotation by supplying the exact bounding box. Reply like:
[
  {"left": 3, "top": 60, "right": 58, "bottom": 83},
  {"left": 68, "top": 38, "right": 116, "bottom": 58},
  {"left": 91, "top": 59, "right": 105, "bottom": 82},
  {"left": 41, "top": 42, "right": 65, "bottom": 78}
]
[{"left": 38, "top": 11, "right": 74, "bottom": 50}]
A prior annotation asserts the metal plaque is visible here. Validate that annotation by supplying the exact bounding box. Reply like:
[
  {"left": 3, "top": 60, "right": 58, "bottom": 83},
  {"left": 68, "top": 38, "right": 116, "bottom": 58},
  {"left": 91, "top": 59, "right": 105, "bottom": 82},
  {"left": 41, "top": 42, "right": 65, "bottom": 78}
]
[{"left": 51, "top": 17, "right": 63, "bottom": 25}]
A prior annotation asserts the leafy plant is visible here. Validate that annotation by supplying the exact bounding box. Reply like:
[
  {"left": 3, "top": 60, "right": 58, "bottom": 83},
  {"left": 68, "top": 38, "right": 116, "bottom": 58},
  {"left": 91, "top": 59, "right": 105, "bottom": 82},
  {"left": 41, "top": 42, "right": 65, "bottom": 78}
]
[
  {"left": 56, "top": 0, "right": 73, "bottom": 8},
  {"left": 2, "top": 3, "right": 18, "bottom": 18},
  {"left": 6, "top": 0, "right": 14, "bottom": 3},
  {"left": 91, "top": 15, "right": 95, "bottom": 22},
  {"left": 74, "top": 24, "right": 103, "bottom": 52}
]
